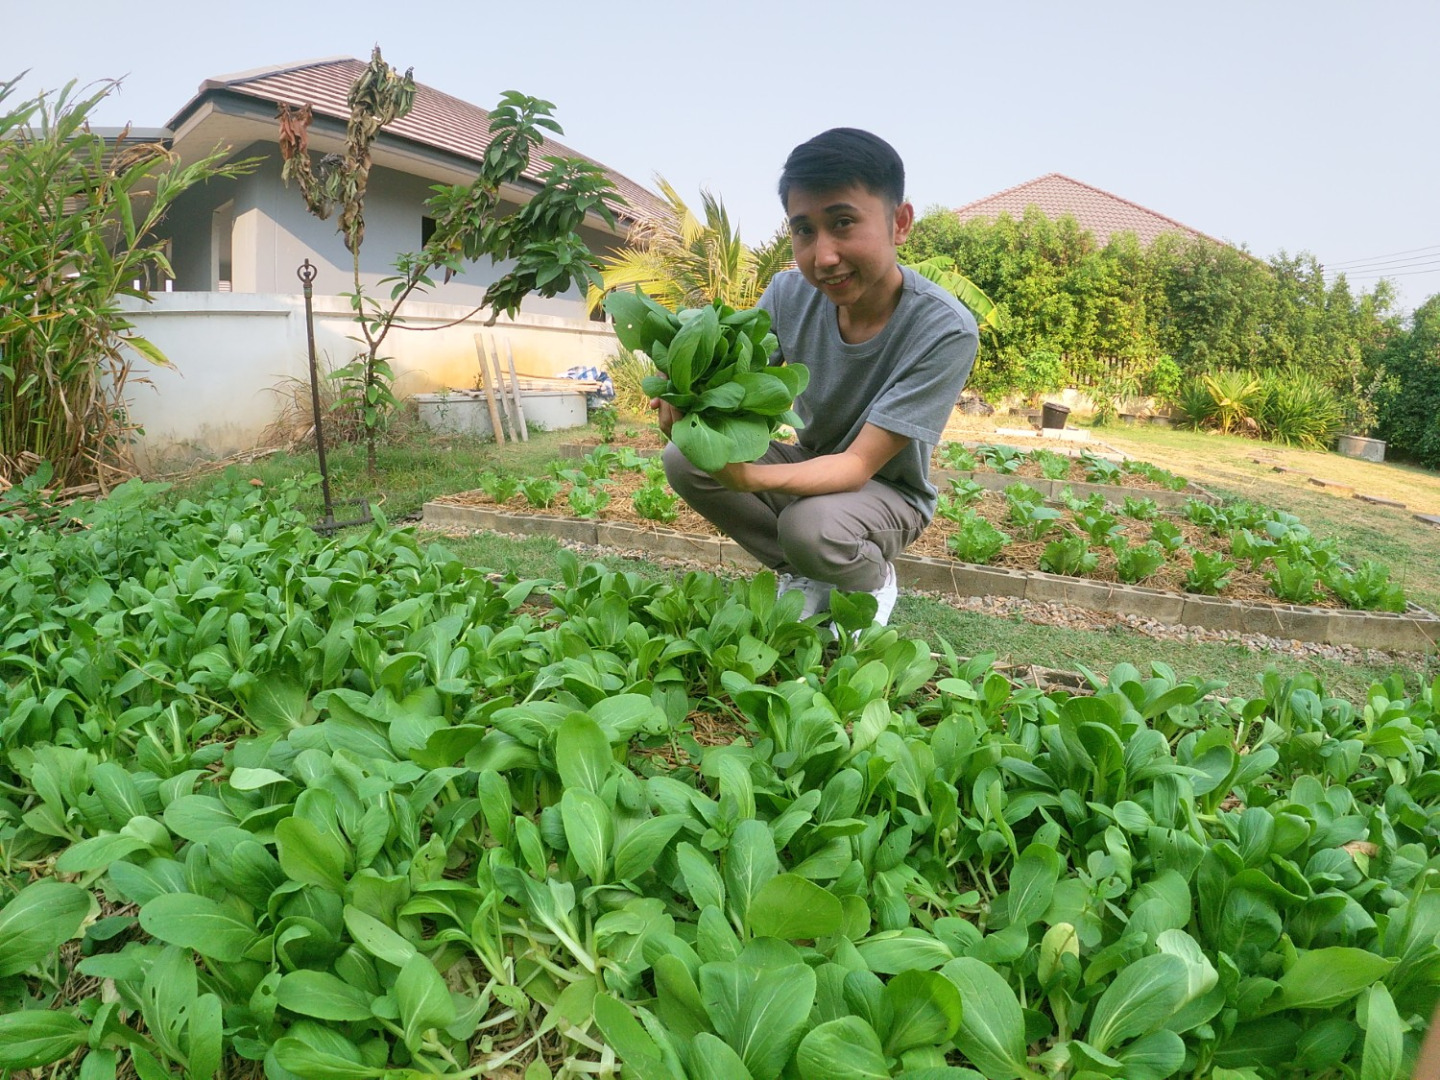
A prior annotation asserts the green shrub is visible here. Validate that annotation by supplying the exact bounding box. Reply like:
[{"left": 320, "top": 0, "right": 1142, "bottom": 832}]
[
  {"left": 1200, "top": 368, "right": 1265, "bottom": 434},
  {"left": 1176, "top": 375, "right": 1220, "bottom": 431},
  {"left": 1374, "top": 296, "right": 1440, "bottom": 469},
  {"left": 604, "top": 346, "right": 655, "bottom": 419},
  {"left": 1013, "top": 349, "right": 1067, "bottom": 399},
  {"left": 0, "top": 79, "right": 256, "bottom": 485},
  {"left": 1144, "top": 354, "right": 1184, "bottom": 402},
  {"left": 1255, "top": 367, "right": 1345, "bottom": 449}
]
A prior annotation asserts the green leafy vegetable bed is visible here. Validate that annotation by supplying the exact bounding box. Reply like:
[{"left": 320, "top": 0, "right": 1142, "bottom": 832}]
[
  {"left": 2, "top": 479, "right": 1438, "bottom": 1079},
  {"left": 935, "top": 444, "right": 1196, "bottom": 495},
  {"left": 442, "top": 446, "right": 1411, "bottom": 613}
]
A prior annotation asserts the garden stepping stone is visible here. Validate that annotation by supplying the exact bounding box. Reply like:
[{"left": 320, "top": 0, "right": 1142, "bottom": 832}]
[
  {"left": 1308, "top": 477, "right": 1355, "bottom": 493},
  {"left": 1271, "top": 464, "right": 1306, "bottom": 474},
  {"left": 1416, "top": 514, "right": 1440, "bottom": 529},
  {"left": 1354, "top": 493, "right": 1406, "bottom": 508}
]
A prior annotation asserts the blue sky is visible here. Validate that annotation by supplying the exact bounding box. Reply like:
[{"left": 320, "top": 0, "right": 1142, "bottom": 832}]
[{"left": 8, "top": 0, "right": 1438, "bottom": 312}]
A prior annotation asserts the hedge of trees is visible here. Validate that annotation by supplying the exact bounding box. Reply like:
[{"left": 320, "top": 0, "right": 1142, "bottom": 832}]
[
  {"left": 1373, "top": 296, "right": 1440, "bottom": 469},
  {"left": 901, "top": 207, "right": 1440, "bottom": 468},
  {"left": 900, "top": 208, "right": 1387, "bottom": 404}
]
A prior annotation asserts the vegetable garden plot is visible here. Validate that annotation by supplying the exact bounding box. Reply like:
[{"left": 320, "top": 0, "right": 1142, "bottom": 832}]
[
  {"left": 932, "top": 444, "right": 1217, "bottom": 509},
  {"left": 436, "top": 451, "right": 1416, "bottom": 615},
  {"left": 5, "top": 476, "right": 1440, "bottom": 1079}
]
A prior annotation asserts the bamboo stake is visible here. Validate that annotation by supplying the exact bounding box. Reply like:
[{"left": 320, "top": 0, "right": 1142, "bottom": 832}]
[
  {"left": 504, "top": 337, "right": 529, "bottom": 441},
  {"left": 487, "top": 335, "right": 517, "bottom": 441},
  {"left": 473, "top": 334, "right": 507, "bottom": 444}
]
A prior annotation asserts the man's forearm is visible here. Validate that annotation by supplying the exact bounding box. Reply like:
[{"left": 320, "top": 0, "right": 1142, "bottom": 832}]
[
  {"left": 719, "top": 452, "right": 874, "bottom": 496},
  {"left": 714, "top": 423, "right": 910, "bottom": 495}
]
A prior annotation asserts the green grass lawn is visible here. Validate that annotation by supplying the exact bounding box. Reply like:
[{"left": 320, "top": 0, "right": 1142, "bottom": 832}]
[{"left": 167, "top": 417, "right": 1440, "bottom": 702}]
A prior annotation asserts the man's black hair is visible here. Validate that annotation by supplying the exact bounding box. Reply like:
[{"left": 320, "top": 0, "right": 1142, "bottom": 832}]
[{"left": 778, "top": 128, "right": 905, "bottom": 210}]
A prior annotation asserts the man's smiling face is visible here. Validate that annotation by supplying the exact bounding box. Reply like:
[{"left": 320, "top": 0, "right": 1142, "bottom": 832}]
[{"left": 786, "top": 183, "right": 913, "bottom": 324}]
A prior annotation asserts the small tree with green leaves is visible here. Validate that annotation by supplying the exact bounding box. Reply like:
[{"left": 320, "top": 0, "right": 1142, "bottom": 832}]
[{"left": 279, "top": 47, "right": 621, "bottom": 473}]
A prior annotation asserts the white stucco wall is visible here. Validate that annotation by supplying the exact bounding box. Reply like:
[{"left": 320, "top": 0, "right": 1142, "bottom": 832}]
[{"left": 118, "top": 292, "right": 619, "bottom": 469}]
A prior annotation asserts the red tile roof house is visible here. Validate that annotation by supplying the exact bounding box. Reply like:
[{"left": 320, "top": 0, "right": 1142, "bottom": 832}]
[
  {"left": 951, "top": 173, "right": 1221, "bottom": 247},
  {"left": 112, "top": 57, "right": 665, "bottom": 466}
]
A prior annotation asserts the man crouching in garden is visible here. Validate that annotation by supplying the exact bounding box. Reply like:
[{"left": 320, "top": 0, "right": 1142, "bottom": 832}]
[{"left": 655, "top": 128, "right": 978, "bottom": 625}]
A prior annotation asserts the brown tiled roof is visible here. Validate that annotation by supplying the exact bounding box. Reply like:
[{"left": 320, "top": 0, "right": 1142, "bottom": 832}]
[
  {"left": 175, "top": 57, "right": 664, "bottom": 223},
  {"left": 952, "top": 173, "right": 1221, "bottom": 247}
]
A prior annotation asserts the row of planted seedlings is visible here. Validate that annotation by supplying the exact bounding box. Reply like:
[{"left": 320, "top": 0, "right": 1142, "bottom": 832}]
[
  {"left": 935, "top": 444, "right": 1194, "bottom": 495},
  {"left": 918, "top": 481, "right": 1409, "bottom": 611},
  {"left": 460, "top": 442, "right": 1407, "bottom": 613},
  {"left": 2, "top": 474, "right": 1440, "bottom": 1080},
  {"left": 472, "top": 445, "right": 686, "bottom": 525},
  {"left": 565, "top": 433, "right": 1193, "bottom": 498}
]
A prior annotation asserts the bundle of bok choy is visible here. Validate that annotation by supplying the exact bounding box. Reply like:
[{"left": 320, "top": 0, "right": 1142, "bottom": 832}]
[{"left": 604, "top": 289, "right": 808, "bottom": 471}]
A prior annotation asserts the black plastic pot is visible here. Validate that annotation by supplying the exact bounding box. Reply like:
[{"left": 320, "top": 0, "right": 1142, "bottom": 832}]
[{"left": 1041, "top": 402, "right": 1071, "bottom": 430}]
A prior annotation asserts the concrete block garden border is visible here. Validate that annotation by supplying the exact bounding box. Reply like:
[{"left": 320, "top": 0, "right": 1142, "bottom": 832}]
[{"left": 422, "top": 502, "right": 1440, "bottom": 653}]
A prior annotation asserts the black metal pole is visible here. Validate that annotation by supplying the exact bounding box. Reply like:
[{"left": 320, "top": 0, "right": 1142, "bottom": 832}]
[{"left": 298, "top": 260, "right": 337, "bottom": 527}]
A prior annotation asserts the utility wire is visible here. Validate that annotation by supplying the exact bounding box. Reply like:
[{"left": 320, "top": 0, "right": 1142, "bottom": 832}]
[
  {"left": 1337, "top": 256, "right": 1440, "bottom": 276},
  {"left": 1327, "top": 243, "right": 1440, "bottom": 269},
  {"left": 1343, "top": 265, "right": 1440, "bottom": 279},
  {"left": 1328, "top": 253, "right": 1440, "bottom": 273}
]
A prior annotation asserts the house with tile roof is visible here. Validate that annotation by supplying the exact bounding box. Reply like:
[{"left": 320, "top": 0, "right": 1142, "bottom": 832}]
[
  {"left": 154, "top": 55, "right": 662, "bottom": 305},
  {"left": 108, "top": 57, "right": 664, "bottom": 464},
  {"left": 952, "top": 173, "right": 1220, "bottom": 248}
]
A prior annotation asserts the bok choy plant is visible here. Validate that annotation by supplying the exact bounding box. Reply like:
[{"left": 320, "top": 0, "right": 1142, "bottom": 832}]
[{"left": 604, "top": 289, "right": 808, "bottom": 471}]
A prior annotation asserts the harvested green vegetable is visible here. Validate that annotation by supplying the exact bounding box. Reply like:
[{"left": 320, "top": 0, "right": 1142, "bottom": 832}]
[{"left": 604, "top": 288, "right": 809, "bottom": 471}]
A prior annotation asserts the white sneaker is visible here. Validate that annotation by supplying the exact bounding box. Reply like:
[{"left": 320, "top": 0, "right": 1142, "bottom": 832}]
[
  {"left": 868, "top": 562, "right": 899, "bottom": 626},
  {"left": 775, "top": 572, "right": 831, "bottom": 619},
  {"left": 828, "top": 563, "right": 900, "bottom": 640}
]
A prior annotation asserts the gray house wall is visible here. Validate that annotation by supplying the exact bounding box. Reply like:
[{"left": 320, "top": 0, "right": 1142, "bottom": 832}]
[{"left": 158, "top": 143, "right": 618, "bottom": 321}]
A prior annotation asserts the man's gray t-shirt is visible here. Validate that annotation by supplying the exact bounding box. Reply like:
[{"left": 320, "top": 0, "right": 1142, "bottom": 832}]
[{"left": 758, "top": 266, "right": 979, "bottom": 521}]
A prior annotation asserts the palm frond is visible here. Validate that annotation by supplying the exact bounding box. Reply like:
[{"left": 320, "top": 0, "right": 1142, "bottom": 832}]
[
  {"left": 595, "top": 175, "right": 784, "bottom": 311},
  {"left": 904, "top": 255, "right": 1003, "bottom": 336}
]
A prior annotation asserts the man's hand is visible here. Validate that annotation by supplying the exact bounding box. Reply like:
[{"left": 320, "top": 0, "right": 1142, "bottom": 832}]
[
  {"left": 708, "top": 424, "right": 909, "bottom": 497},
  {"left": 711, "top": 462, "right": 754, "bottom": 491},
  {"left": 651, "top": 396, "right": 682, "bottom": 438}
]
